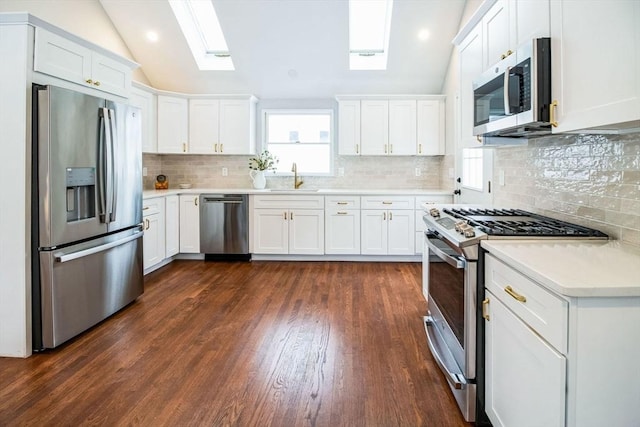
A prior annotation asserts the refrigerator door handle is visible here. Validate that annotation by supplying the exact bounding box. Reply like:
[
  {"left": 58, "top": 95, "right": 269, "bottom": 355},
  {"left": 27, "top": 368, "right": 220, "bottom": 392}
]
[
  {"left": 55, "top": 231, "right": 143, "bottom": 263},
  {"left": 107, "top": 108, "right": 117, "bottom": 222},
  {"left": 97, "top": 108, "right": 109, "bottom": 223}
]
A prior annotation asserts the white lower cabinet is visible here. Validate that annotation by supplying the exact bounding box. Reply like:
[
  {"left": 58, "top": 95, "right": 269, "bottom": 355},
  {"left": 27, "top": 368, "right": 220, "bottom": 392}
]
[
  {"left": 485, "top": 287, "right": 566, "bottom": 427},
  {"left": 143, "top": 197, "right": 165, "bottom": 270},
  {"left": 252, "top": 195, "right": 324, "bottom": 255},
  {"left": 165, "top": 195, "right": 179, "bottom": 258},
  {"left": 325, "top": 196, "right": 360, "bottom": 255},
  {"left": 360, "top": 197, "right": 414, "bottom": 255},
  {"left": 179, "top": 194, "right": 200, "bottom": 253}
]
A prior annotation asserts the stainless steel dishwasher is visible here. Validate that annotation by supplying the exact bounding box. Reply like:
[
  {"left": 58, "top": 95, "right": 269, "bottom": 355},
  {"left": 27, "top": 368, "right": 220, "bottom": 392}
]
[{"left": 199, "top": 194, "right": 249, "bottom": 260}]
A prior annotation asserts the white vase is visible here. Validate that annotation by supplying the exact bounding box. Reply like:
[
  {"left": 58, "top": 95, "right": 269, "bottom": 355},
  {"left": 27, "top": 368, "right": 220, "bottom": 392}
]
[{"left": 250, "top": 170, "right": 267, "bottom": 189}]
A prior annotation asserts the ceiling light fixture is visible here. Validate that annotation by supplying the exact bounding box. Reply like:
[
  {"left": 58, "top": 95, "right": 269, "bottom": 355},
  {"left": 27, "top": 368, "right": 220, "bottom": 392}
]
[
  {"left": 418, "top": 29, "right": 430, "bottom": 41},
  {"left": 349, "top": 0, "right": 394, "bottom": 70},
  {"left": 146, "top": 31, "right": 159, "bottom": 43},
  {"left": 168, "top": 0, "right": 234, "bottom": 71}
]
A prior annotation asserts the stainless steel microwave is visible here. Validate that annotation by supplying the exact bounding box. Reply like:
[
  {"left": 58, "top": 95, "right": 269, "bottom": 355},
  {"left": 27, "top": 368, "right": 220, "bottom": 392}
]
[{"left": 472, "top": 38, "right": 552, "bottom": 138}]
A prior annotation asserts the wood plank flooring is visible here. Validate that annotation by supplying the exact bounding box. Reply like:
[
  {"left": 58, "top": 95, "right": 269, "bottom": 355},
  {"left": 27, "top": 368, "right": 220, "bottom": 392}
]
[{"left": 0, "top": 261, "right": 470, "bottom": 426}]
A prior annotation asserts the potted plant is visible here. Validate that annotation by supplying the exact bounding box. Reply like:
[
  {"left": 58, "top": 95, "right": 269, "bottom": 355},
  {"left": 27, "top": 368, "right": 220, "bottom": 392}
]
[{"left": 248, "top": 150, "right": 278, "bottom": 189}]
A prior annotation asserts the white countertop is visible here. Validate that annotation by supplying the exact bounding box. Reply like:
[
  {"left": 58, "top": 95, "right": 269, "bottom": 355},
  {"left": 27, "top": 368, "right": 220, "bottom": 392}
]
[
  {"left": 481, "top": 240, "right": 640, "bottom": 298},
  {"left": 143, "top": 188, "right": 453, "bottom": 199}
]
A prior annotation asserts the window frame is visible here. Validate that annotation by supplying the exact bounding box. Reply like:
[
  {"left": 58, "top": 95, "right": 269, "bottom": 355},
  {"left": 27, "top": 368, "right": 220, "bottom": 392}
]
[{"left": 262, "top": 109, "right": 335, "bottom": 177}]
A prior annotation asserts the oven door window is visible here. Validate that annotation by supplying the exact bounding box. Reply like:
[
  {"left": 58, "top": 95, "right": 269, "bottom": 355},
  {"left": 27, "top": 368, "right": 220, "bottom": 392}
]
[{"left": 428, "top": 238, "right": 465, "bottom": 347}]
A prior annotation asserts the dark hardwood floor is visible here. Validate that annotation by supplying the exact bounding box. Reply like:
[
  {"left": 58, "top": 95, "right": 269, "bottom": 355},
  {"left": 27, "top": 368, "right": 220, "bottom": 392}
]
[{"left": 0, "top": 261, "right": 470, "bottom": 426}]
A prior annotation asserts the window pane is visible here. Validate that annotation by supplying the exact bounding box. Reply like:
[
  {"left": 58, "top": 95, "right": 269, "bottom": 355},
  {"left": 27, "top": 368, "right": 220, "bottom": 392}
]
[
  {"left": 268, "top": 144, "right": 331, "bottom": 174},
  {"left": 462, "top": 148, "right": 483, "bottom": 190},
  {"left": 267, "top": 114, "right": 331, "bottom": 143}
]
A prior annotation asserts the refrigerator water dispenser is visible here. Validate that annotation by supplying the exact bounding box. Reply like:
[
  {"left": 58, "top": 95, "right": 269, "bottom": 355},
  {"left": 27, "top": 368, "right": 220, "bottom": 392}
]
[{"left": 66, "top": 167, "right": 95, "bottom": 222}]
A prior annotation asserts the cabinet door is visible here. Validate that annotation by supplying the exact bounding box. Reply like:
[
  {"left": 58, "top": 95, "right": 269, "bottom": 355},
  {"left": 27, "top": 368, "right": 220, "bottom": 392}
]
[
  {"left": 360, "top": 100, "right": 389, "bottom": 155},
  {"left": 189, "top": 99, "right": 219, "bottom": 154},
  {"left": 417, "top": 100, "right": 445, "bottom": 156},
  {"left": 34, "top": 28, "right": 92, "bottom": 88},
  {"left": 219, "top": 99, "right": 254, "bottom": 154},
  {"left": 143, "top": 213, "right": 163, "bottom": 270},
  {"left": 388, "top": 100, "right": 417, "bottom": 155},
  {"left": 550, "top": 0, "right": 640, "bottom": 133},
  {"left": 157, "top": 96, "right": 189, "bottom": 154},
  {"left": 253, "top": 209, "right": 289, "bottom": 254},
  {"left": 361, "top": 210, "right": 387, "bottom": 255},
  {"left": 90, "top": 52, "right": 131, "bottom": 98},
  {"left": 458, "top": 26, "right": 483, "bottom": 149},
  {"left": 289, "top": 209, "right": 324, "bottom": 255},
  {"left": 130, "top": 86, "right": 156, "bottom": 153},
  {"left": 482, "top": 0, "right": 512, "bottom": 69},
  {"left": 485, "top": 291, "right": 566, "bottom": 427},
  {"left": 387, "top": 209, "right": 414, "bottom": 255},
  {"left": 338, "top": 100, "right": 361, "bottom": 155},
  {"left": 513, "top": 0, "right": 550, "bottom": 45},
  {"left": 165, "top": 195, "right": 179, "bottom": 258},
  {"left": 179, "top": 195, "right": 200, "bottom": 253},
  {"left": 325, "top": 209, "right": 360, "bottom": 254}
]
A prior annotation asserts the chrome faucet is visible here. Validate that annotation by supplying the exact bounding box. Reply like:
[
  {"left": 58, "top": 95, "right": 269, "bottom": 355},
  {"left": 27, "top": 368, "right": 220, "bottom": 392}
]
[{"left": 291, "top": 162, "right": 304, "bottom": 189}]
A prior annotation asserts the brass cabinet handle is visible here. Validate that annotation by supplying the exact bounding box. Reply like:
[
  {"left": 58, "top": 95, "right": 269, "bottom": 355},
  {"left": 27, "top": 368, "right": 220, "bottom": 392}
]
[
  {"left": 214, "top": 143, "right": 218, "bottom": 153},
  {"left": 194, "top": 197, "right": 198, "bottom": 206},
  {"left": 86, "top": 78, "right": 93, "bottom": 84},
  {"left": 290, "top": 212, "right": 293, "bottom": 220},
  {"left": 505, "top": 286, "right": 527, "bottom": 303},
  {"left": 390, "top": 144, "right": 393, "bottom": 154},
  {"left": 142, "top": 206, "right": 150, "bottom": 210},
  {"left": 284, "top": 212, "right": 287, "bottom": 220},
  {"left": 482, "top": 298, "right": 490, "bottom": 320},
  {"left": 389, "top": 212, "right": 393, "bottom": 220},
  {"left": 337, "top": 211, "right": 347, "bottom": 215},
  {"left": 183, "top": 143, "right": 187, "bottom": 153},
  {"left": 384, "top": 144, "right": 387, "bottom": 154},
  {"left": 145, "top": 218, "right": 150, "bottom": 230},
  {"left": 382, "top": 201, "right": 392, "bottom": 205},
  {"left": 356, "top": 144, "right": 359, "bottom": 154},
  {"left": 550, "top": 100, "right": 559, "bottom": 127},
  {"left": 337, "top": 202, "right": 348, "bottom": 205},
  {"left": 418, "top": 143, "right": 422, "bottom": 154},
  {"left": 476, "top": 136, "right": 482, "bottom": 143},
  {"left": 94, "top": 81, "right": 101, "bottom": 87},
  {"left": 220, "top": 143, "right": 223, "bottom": 153},
  {"left": 383, "top": 212, "right": 386, "bottom": 220}
]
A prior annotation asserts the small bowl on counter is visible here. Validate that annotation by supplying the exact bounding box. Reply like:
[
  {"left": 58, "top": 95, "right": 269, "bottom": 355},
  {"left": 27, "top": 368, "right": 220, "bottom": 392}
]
[{"left": 178, "top": 183, "right": 192, "bottom": 189}]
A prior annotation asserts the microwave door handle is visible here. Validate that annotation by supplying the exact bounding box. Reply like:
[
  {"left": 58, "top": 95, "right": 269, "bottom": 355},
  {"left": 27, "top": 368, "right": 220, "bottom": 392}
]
[{"left": 503, "top": 66, "right": 512, "bottom": 115}]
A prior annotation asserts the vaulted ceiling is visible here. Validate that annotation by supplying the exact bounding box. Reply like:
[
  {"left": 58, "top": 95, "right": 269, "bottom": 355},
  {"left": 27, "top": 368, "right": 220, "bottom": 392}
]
[{"left": 99, "top": 0, "right": 466, "bottom": 98}]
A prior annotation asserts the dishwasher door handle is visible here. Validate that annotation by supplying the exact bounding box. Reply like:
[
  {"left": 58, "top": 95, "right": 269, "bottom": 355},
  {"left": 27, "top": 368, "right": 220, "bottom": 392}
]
[{"left": 202, "top": 196, "right": 244, "bottom": 203}]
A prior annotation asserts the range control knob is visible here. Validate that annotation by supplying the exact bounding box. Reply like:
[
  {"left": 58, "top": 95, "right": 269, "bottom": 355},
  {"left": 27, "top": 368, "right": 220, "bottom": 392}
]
[
  {"left": 463, "top": 228, "right": 476, "bottom": 238},
  {"left": 454, "top": 221, "right": 467, "bottom": 232},
  {"left": 429, "top": 208, "right": 441, "bottom": 218}
]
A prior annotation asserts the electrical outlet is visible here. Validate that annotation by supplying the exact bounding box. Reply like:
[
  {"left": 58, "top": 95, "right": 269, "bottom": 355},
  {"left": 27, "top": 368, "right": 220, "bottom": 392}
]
[
  {"left": 222, "top": 167, "right": 228, "bottom": 176},
  {"left": 142, "top": 167, "right": 148, "bottom": 177},
  {"left": 338, "top": 167, "right": 345, "bottom": 177},
  {"left": 415, "top": 167, "right": 421, "bottom": 177}
]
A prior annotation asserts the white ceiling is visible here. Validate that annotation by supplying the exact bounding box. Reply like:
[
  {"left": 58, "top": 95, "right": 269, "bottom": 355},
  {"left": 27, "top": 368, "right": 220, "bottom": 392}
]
[{"left": 99, "top": 0, "right": 466, "bottom": 99}]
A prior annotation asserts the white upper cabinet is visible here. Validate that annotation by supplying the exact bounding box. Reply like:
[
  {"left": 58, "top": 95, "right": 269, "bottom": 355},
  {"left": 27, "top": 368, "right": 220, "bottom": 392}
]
[
  {"left": 482, "top": 0, "right": 513, "bottom": 69},
  {"left": 550, "top": 0, "right": 640, "bottom": 133},
  {"left": 512, "top": 0, "right": 550, "bottom": 45},
  {"left": 338, "top": 100, "right": 361, "bottom": 156},
  {"left": 157, "top": 95, "right": 189, "bottom": 154},
  {"left": 360, "top": 100, "right": 389, "bottom": 155},
  {"left": 388, "top": 100, "right": 417, "bottom": 155},
  {"left": 458, "top": 26, "right": 484, "bottom": 148},
  {"left": 129, "top": 84, "right": 157, "bottom": 153},
  {"left": 417, "top": 99, "right": 445, "bottom": 156},
  {"left": 189, "top": 99, "right": 220, "bottom": 154},
  {"left": 218, "top": 98, "right": 257, "bottom": 155},
  {"left": 33, "top": 28, "right": 133, "bottom": 98}
]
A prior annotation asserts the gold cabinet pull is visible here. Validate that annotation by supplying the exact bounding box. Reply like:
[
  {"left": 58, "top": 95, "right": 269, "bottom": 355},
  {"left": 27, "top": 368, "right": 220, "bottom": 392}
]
[
  {"left": 337, "top": 202, "right": 348, "bottom": 205},
  {"left": 482, "top": 298, "right": 490, "bottom": 320},
  {"left": 142, "top": 206, "right": 150, "bottom": 210},
  {"left": 290, "top": 212, "right": 293, "bottom": 220},
  {"left": 194, "top": 197, "right": 198, "bottom": 206},
  {"left": 418, "top": 143, "right": 422, "bottom": 154},
  {"left": 337, "top": 211, "right": 347, "bottom": 215},
  {"left": 384, "top": 144, "right": 387, "bottom": 154},
  {"left": 85, "top": 78, "right": 93, "bottom": 84},
  {"left": 382, "top": 201, "right": 392, "bottom": 205},
  {"left": 284, "top": 212, "right": 287, "bottom": 220},
  {"left": 390, "top": 144, "right": 393, "bottom": 154},
  {"left": 505, "top": 286, "right": 526, "bottom": 303},
  {"left": 476, "top": 135, "right": 482, "bottom": 143},
  {"left": 356, "top": 144, "right": 359, "bottom": 154},
  {"left": 389, "top": 212, "right": 393, "bottom": 220},
  {"left": 183, "top": 143, "right": 187, "bottom": 153},
  {"left": 220, "top": 143, "right": 223, "bottom": 153},
  {"left": 214, "top": 143, "right": 218, "bottom": 153},
  {"left": 144, "top": 218, "right": 150, "bottom": 230},
  {"left": 550, "top": 100, "right": 559, "bottom": 127},
  {"left": 383, "top": 212, "right": 386, "bottom": 220},
  {"left": 94, "top": 81, "right": 101, "bottom": 86}
]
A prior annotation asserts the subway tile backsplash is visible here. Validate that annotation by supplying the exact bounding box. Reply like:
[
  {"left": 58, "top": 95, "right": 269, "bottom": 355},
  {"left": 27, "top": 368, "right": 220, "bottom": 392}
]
[{"left": 493, "top": 133, "right": 640, "bottom": 247}]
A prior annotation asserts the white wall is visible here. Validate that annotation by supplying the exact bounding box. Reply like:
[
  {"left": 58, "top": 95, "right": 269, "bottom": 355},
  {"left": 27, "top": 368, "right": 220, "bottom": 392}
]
[{"left": 0, "top": 0, "right": 150, "bottom": 84}]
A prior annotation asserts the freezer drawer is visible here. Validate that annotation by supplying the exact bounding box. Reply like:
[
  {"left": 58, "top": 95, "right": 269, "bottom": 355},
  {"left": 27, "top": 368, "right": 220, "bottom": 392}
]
[{"left": 37, "top": 228, "right": 143, "bottom": 349}]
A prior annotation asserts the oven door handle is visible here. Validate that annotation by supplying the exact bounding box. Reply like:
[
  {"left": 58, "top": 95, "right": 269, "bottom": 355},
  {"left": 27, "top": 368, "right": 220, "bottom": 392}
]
[
  {"left": 426, "top": 237, "right": 466, "bottom": 269},
  {"left": 424, "top": 316, "right": 467, "bottom": 390}
]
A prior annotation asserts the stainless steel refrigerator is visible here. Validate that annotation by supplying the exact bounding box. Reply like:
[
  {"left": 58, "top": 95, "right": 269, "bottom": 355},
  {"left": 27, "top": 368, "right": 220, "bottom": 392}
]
[{"left": 32, "top": 84, "right": 143, "bottom": 350}]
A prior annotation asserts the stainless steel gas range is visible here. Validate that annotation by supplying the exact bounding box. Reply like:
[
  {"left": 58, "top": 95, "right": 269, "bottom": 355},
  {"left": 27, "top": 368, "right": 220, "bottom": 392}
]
[{"left": 420, "top": 205, "right": 607, "bottom": 423}]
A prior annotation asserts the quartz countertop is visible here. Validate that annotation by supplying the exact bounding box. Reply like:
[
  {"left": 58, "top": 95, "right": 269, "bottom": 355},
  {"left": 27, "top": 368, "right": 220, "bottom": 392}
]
[
  {"left": 143, "top": 188, "right": 453, "bottom": 199},
  {"left": 481, "top": 240, "right": 640, "bottom": 297}
]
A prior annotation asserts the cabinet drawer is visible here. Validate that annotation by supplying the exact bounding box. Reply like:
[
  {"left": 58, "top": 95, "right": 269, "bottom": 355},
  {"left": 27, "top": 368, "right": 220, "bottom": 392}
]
[
  {"left": 143, "top": 197, "right": 164, "bottom": 216},
  {"left": 415, "top": 195, "right": 453, "bottom": 207},
  {"left": 361, "top": 196, "right": 414, "bottom": 210},
  {"left": 252, "top": 195, "right": 324, "bottom": 209},
  {"left": 485, "top": 254, "right": 568, "bottom": 353},
  {"left": 325, "top": 196, "right": 360, "bottom": 209}
]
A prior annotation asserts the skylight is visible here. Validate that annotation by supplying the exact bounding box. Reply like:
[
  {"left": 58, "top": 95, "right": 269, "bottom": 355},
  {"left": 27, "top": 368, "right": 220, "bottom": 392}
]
[
  {"left": 349, "top": 0, "right": 394, "bottom": 70},
  {"left": 168, "top": 0, "right": 234, "bottom": 71}
]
